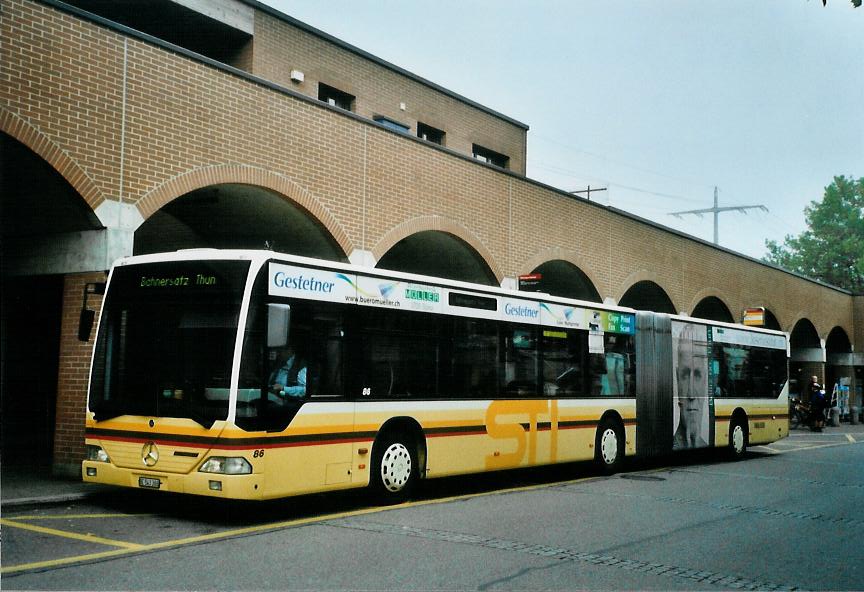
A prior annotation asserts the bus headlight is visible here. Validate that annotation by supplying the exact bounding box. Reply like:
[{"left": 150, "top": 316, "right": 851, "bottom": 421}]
[
  {"left": 86, "top": 445, "right": 110, "bottom": 463},
  {"left": 198, "top": 456, "right": 252, "bottom": 475}
]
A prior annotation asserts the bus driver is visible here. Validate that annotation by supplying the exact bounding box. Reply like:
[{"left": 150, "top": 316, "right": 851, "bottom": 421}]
[{"left": 269, "top": 344, "right": 307, "bottom": 398}]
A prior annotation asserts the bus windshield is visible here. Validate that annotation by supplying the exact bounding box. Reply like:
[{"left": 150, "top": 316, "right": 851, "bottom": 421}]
[{"left": 89, "top": 260, "right": 251, "bottom": 427}]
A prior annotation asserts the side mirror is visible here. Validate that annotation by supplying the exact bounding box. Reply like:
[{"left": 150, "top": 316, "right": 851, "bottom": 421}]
[
  {"left": 78, "top": 309, "right": 96, "bottom": 341},
  {"left": 77, "top": 282, "right": 106, "bottom": 342},
  {"left": 267, "top": 303, "right": 291, "bottom": 347}
]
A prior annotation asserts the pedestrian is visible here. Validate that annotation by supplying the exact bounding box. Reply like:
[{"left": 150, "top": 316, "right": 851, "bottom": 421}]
[{"left": 808, "top": 375, "right": 826, "bottom": 431}]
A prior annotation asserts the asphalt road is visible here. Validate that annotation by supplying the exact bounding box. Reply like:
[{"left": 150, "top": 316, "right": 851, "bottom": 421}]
[{"left": 3, "top": 431, "right": 862, "bottom": 591}]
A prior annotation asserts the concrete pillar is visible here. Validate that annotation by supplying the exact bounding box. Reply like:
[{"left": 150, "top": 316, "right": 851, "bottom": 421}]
[{"left": 348, "top": 249, "right": 376, "bottom": 268}]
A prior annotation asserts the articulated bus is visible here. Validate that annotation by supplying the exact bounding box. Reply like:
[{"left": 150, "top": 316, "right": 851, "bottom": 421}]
[{"left": 82, "top": 250, "right": 789, "bottom": 501}]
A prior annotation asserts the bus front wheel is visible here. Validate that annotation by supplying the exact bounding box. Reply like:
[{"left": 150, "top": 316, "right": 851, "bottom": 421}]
[
  {"left": 371, "top": 434, "right": 418, "bottom": 503},
  {"left": 595, "top": 419, "right": 624, "bottom": 474}
]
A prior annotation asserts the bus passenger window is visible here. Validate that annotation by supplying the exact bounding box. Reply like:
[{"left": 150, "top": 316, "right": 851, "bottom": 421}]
[
  {"left": 716, "top": 345, "right": 748, "bottom": 397},
  {"left": 355, "top": 308, "right": 439, "bottom": 399},
  {"left": 599, "top": 334, "right": 635, "bottom": 397},
  {"left": 450, "top": 318, "right": 498, "bottom": 398},
  {"left": 541, "top": 329, "right": 583, "bottom": 397},
  {"left": 504, "top": 325, "right": 538, "bottom": 396}
]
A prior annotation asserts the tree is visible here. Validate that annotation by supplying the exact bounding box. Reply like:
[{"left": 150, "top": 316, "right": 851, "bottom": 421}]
[{"left": 764, "top": 176, "right": 864, "bottom": 292}]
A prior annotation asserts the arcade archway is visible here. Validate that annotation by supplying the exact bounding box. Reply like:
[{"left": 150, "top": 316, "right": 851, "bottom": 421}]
[
  {"left": 691, "top": 296, "right": 734, "bottom": 323},
  {"left": 377, "top": 230, "right": 497, "bottom": 285},
  {"left": 789, "top": 318, "right": 823, "bottom": 398},
  {"left": 825, "top": 326, "right": 856, "bottom": 411},
  {"left": 619, "top": 280, "right": 676, "bottom": 314},
  {"left": 135, "top": 183, "right": 347, "bottom": 261},
  {"left": 529, "top": 260, "right": 601, "bottom": 303},
  {"left": 0, "top": 134, "right": 103, "bottom": 466}
]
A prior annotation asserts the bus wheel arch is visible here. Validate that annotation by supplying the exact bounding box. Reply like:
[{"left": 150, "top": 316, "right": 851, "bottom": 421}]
[
  {"left": 370, "top": 417, "right": 426, "bottom": 502},
  {"left": 594, "top": 411, "right": 625, "bottom": 474},
  {"left": 727, "top": 408, "right": 749, "bottom": 461}
]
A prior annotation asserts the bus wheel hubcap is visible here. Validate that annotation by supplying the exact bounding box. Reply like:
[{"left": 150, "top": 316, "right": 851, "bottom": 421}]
[
  {"left": 381, "top": 443, "right": 412, "bottom": 492},
  {"left": 600, "top": 429, "right": 618, "bottom": 464},
  {"left": 732, "top": 425, "right": 745, "bottom": 453}
]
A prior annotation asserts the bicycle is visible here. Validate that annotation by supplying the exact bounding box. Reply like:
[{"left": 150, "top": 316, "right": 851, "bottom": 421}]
[{"left": 789, "top": 397, "right": 811, "bottom": 429}]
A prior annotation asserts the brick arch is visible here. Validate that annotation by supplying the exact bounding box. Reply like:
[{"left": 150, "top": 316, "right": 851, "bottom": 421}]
[
  {"left": 520, "top": 247, "right": 606, "bottom": 299},
  {"left": 687, "top": 287, "right": 735, "bottom": 317},
  {"left": 616, "top": 270, "right": 682, "bottom": 313},
  {"left": 1, "top": 108, "right": 105, "bottom": 210},
  {"left": 788, "top": 312, "right": 826, "bottom": 341},
  {"left": 372, "top": 215, "right": 503, "bottom": 283},
  {"left": 135, "top": 164, "right": 353, "bottom": 257}
]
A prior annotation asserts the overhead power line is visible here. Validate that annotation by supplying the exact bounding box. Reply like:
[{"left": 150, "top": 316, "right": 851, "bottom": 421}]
[{"left": 669, "top": 187, "right": 768, "bottom": 246}]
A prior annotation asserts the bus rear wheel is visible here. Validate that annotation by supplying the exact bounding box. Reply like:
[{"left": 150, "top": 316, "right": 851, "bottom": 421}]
[
  {"left": 595, "top": 419, "right": 624, "bottom": 474},
  {"left": 728, "top": 417, "right": 748, "bottom": 461},
  {"left": 371, "top": 434, "right": 418, "bottom": 503}
]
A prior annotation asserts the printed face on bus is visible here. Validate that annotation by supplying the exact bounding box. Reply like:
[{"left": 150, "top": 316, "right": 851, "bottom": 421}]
[{"left": 676, "top": 325, "right": 707, "bottom": 440}]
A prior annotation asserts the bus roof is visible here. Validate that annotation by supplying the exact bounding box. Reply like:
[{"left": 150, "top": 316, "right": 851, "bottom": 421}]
[{"left": 113, "top": 249, "right": 786, "bottom": 338}]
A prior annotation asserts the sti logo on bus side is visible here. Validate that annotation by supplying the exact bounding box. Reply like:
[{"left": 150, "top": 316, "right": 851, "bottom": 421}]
[
  {"left": 485, "top": 400, "right": 559, "bottom": 470},
  {"left": 273, "top": 272, "right": 335, "bottom": 294}
]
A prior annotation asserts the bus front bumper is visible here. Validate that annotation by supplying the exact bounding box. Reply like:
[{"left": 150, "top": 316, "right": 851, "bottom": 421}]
[{"left": 82, "top": 461, "right": 263, "bottom": 500}]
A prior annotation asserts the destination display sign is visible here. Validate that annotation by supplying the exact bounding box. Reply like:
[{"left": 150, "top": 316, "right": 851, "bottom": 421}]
[{"left": 124, "top": 260, "right": 250, "bottom": 294}]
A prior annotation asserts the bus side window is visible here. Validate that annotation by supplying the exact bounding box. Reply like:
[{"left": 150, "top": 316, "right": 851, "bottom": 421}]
[
  {"left": 354, "top": 308, "right": 439, "bottom": 399},
  {"left": 540, "top": 329, "right": 583, "bottom": 397},
  {"left": 597, "top": 334, "right": 635, "bottom": 397},
  {"left": 504, "top": 325, "right": 539, "bottom": 397},
  {"left": 306, "top": 319, "right": 345, "bottom": 399},
  {"left": 450, "top": 318, "right": 498, "bottom": 398}
]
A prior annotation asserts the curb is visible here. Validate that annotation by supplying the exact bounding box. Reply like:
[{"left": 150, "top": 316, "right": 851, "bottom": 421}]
[{"left": 1, "top": 492, "right": 93, "bottom": 509}]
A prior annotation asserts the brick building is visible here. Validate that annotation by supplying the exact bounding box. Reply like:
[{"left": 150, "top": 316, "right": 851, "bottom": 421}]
[{"left": 1, "top": 0, "right": 861, "bottom": 476}]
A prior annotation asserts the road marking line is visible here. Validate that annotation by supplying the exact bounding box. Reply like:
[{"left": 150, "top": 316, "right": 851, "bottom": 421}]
[
  {"left": 0, "top": 518, "right": 144, "bottom": 550},
  {"left": 1, "top": 474, "right": 600, "bottom": 575},
  {"left": 0, "top": 548, "right": 139, "bottom": 574},
  {"left": 846, "top": 434, "right": 856, "bottom": 443},
  {"left": 752, "top": 446, "right": 783, "bottom": 454}
]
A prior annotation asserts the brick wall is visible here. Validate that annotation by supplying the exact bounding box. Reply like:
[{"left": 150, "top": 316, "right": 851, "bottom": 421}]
[
  {"left": 250, "top": 9, "right": 527, "bottom": 174},
  {"left": 53, "top": 271, "right": 105, "bottom": 477}
]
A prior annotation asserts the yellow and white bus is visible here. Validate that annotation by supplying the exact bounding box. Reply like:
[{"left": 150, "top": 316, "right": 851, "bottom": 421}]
[{"left": 82, "top": 250, "right": 789, "bottom": 501}]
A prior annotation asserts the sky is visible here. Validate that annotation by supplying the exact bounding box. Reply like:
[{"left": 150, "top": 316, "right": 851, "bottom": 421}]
[{"left": 263, "top": 0, "right": 863, "bottom": 260}]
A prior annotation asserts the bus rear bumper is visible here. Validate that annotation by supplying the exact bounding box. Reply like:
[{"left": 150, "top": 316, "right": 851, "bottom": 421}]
[{"left": 82, "top": 461, "right": 263, "bottom": 500}]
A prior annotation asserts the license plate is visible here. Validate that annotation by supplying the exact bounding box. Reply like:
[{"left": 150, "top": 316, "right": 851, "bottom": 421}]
[{"left": 139, "top": 477, "right": 161, "bottom": 489}]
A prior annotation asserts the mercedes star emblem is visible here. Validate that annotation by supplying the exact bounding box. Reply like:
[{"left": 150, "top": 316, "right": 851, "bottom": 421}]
[{"left": 142, "top": 441, "right": 160, "bottom": 467}]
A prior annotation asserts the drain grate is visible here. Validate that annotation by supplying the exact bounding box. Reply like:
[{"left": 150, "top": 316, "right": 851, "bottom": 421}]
[{"left": 619, "top": 474, "right": 666, "bottom": 481}]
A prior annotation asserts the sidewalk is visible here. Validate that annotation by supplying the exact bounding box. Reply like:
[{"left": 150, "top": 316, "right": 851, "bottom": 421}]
[
  {"left": 1, "top": 462, "right": 109, "bottom": 509},
  {"left": 3, "top": 420, "right": 863, "bottom": 510}
]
